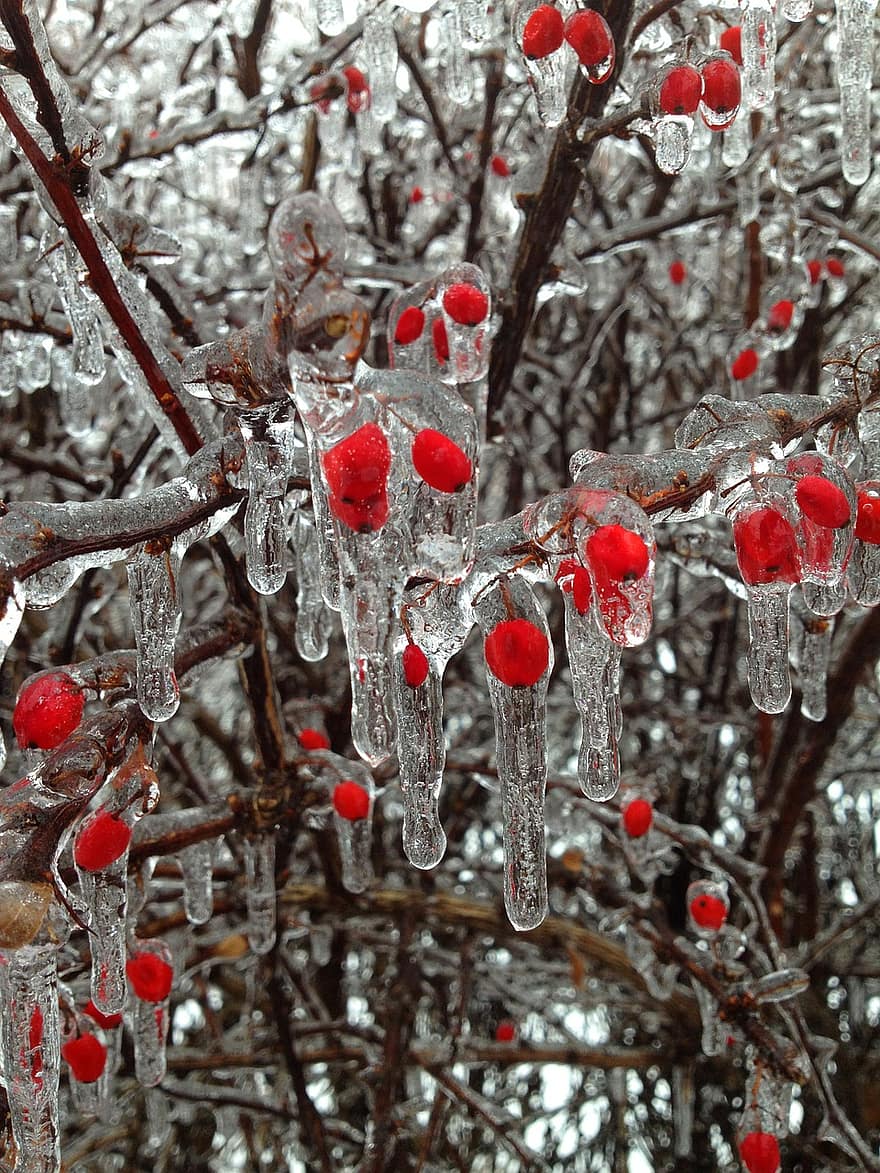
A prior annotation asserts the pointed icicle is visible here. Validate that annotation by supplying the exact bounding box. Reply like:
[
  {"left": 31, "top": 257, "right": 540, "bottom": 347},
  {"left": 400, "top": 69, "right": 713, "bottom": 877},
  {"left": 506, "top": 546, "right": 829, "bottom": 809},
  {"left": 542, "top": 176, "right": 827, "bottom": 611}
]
[
  {"left": 127, "top": 542, "right": 182, "bottom": 722},
  {"left": 799, "top": 617, "right": 832, "bottom": 722},
  {"left": 126, "top": 940, "right": 173, "bottom": 1087},
  {"left": 43, "top": 236, "right": 106, "bottom": 389},
  {"left": 238, "top": 403, "right": 296, "bottom": 595},
  {"left": 292, "top": 506, "right": 334, "bottom": 662},
  {"left": 178, "top": 842, "right": 214, "bottom": 926},
  {"left": 362, "top": 13, "right": 398, "bottom": 122},
  {"left": 242, "top": 834, "right": 276, "bottom": 955},
  {"left": 393, "top": 649, "right": 447, "bottom": 870},
  {"left": 672, "top": 1065, "right": 695, "bottom": 1158},
  {"left": 327, "top": 761, "right": 375, "bottom": 894},
  {"left": 741, "top": 0, "right": 776, "bottom": 109},
  {"left": 474, "top": 576, "right": 552, "bottom": 931},
  {"left": 305, "top": 430, "right": 342, "bottom": 612},
  {"left": 443, "top": 9, "right": 475, "bottom": 104},
  {"left": 745, "top": 583, "right": 793, "bottom": 713}
]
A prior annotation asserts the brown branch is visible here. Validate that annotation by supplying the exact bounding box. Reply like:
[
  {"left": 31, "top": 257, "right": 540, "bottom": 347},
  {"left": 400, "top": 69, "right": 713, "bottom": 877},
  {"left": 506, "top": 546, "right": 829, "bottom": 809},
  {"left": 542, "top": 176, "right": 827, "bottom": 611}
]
[
  {"left": 0, "top": 0, "right": 70, "bottom": 161},
  {"left": 464, "top": 52, "right": 505, "bottom": 262},
  {"left": 233, "top": 0, "right": 273, "bottom": 99}
]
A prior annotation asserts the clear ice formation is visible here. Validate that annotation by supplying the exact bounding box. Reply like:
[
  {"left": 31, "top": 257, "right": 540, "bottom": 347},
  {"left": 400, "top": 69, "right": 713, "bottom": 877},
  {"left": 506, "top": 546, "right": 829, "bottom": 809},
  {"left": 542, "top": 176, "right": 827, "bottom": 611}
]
[{"left": 243, "top": 834, "right": 277, "bottom": 955}]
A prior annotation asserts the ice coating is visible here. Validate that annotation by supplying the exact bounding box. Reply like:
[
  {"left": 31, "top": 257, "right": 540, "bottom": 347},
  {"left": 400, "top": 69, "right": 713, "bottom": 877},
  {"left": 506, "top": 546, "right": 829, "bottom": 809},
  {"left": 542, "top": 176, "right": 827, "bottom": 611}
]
[
  {"left": 444, "top": 10, "right": 475, "bottom": 105},
  {"left": 741, "top": 0, "right": 776, "bottom": 110},
  {"left": 361, "top": 13, "right": 398, "bottom": 122},
  {"left": 746, "top": 584, "right": 793, "bottom": 714},
  {"left": 127, "top": 542, "right": 183, "bottom": 722},
  {"left": 178, "top": 841, "right": 214, "bottom": 925},
  {"left": 243, "top": 834, "right": 277, "bottom": 955},
  {"left": 128, "top": 939, "right": 173, "bottom": 1087},
  {"left": 292, "top": 507, "right": 334, "bottom": 661},
  {"left": 238, "top": 403, "right": 297, "bottom": 595},
  {"left": 42, "top": 234, "right": 105, "bottom": 389},
  {"left": 514, "top": 1, "right": 568, "bottom": 128},
  {"left": 798, "top": 617, "right": 832, "bottom": 722},
  {"left": 654, "top": 116, "right": 692, "bottom": 175}
]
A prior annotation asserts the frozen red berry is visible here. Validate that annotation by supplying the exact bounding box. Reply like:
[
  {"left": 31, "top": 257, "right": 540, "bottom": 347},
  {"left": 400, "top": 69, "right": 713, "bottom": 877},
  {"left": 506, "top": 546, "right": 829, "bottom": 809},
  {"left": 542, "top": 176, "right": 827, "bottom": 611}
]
[
  {"left": 700, "top": 58, "right": 741, "bottom": 121},
  {"left": 855, "top": 491, "right": 880, "bottom": 544},
  {"left": 490, "top": 154, "right": 510, "bottom": 177},
  {"left": 495, "top": 1020, "right": 516, "bottom": 1043},
  {"left": 564, "top": 10, "right": 614, "bottom": 76},
  {"left": 442, "top": 283, "right": 489, "bottom": 326},
  {"left": 795, "top": 475, "right": 851, "bottom": 529},
  {"left": 343, "top": 65, "right": 370, "bottom": 113},
  {"left": 659, "top": 65, "right": 703, "bottom": 115},
  {"left": 826, "top": 257, "right": 845, "bottom": 279},
  {"left": 62, "top": 1033, "right": 107, "bottom": 1084},
  {"left": 668, "top": 260, "right": 687, "bottom": 285},
  {"left": 327, "top": 493, "right": 389, "bottom": 533},
  {"left": 332, "top": 780, "right": 370, "bottom": 821},
  {"left": 555, "top": 558, "right": 592, "bottom": 615},
  {"left": 411, "top": 428, "right": 473, "bottom": 493},
  {"left": 299, "top": 728, "right": 330, "bottom": 751},
  {"left": 74, "top": 810, "right": 132, "bottom": 872},
  {"left": 734, "top": 507, "right": 801, "bottom": 585},
  {"left": 739, "top": 1131, "right": 781, "bottom": 1173},
  {"left": 731, "top": 348, "right": 759, "bottom": 380},
  {"left": 322, "top": 423, "right": 392, "bottom": 505},
  {"left": 402, "top": 643, "right": 430, "bottom": 688},
  {"left": 586, "top": 525, "right": 649, "bottom": 583},
  {"left": 767, "top": 299, "right": 794, "bottom": 332},
  {"left": 394, "top": 306, "right": 425, "bottom": 345},
  {"left": 484, "top": 619, "right": 549, "bottom": 687},
  {"left": 126, "top": 952, "right": 174, "bottom": 1003},
  {"left": 432, "top": 317, "right": 449, "bottom": 363},
  {"left": 622, "top": 798, "right": 653, "bottom": 838},
  {"left": 522, "top": 4, "right": 565, "bottom": 58},
  {"left": 410, "top": 185, "right": 424, "bottom": 204},
  {"left": 806, "top": 259, "right": 823, "bottom": 285},
  {"left": 83, "top": 1000, "right": 122, "bottom": 1030},
  {"left": 689, "top": 892, "right": 728, "bottom": 932},
  {"left": 14, "top": 672, "right": 85, "bottom": 751},
  {"left": 720, "top": 25, "right": 743, "bottom": 65}
]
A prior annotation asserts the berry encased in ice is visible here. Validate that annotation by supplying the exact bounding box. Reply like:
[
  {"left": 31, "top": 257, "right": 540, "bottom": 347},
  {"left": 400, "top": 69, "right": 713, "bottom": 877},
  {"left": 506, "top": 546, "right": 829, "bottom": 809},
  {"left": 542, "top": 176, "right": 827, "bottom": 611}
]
[
  {"left": 333, "top": 780, "right": 371, "bottom": 821},
  {"left": 126, "top": 952, "right": 174, "bottom": 1003},
  {"left": 74, "top": 810, "right": 132, "bottom": 872},
  {"left": 442, "top": 283, "right": 489, "bottom": 326},
  {"left": 659, "top": 65, "right": 703, "bottom": 115},
  {"left": 402, "top": 643, "right": 430, "bottom": 688},
  {"left": 484, "top": 619, "right": 549, "bottom": 687},
  {"left": 622, "top": 798, "right": 653, "bottom": 838},
  {"left": 733, "top": 507, "right": 801, "bottom": 585},
  {"left": 411, "top": 429, "right": 473, "bottom": 493},
  {"left": 521, "top": 5, "right": 565, "bottom": 58},
  {"left": 794, "top": 475, "right": 851, "bottom": 529},
  {"left": 62, "top": 1034, "right": 107, "bottom": 1084},
  {"left": 14, "top": 672, "right": 85, "bottom": 751}
]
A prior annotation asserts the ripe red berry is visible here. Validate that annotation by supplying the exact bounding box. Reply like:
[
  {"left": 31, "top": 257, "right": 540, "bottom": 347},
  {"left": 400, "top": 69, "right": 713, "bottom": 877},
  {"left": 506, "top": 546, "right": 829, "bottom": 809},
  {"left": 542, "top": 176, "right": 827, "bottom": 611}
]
[
  {"left": 74, "top": 810, "right": 132, "bottom": 872},
  {"left": 586, "top": 525, "right": 649, "bottom": 583},
  {"left": 490, "top": 154, "right": 510, "bottom": 177},
  {"left": 739, "top": 1131, "right": 781, "bottom": 1173},
  {"left": 806, "top": 259, "right": 823, "bottom": 285},
  {"left": 731, "top": 348, "right": 759, "bottom": 380},
  {"left": 411, "top": 428, "right": 473, "bottom": 493},
  {"left": 659, "top": 65, "right": 703, "bottom": 115},
  {"left": 402, "top": 643, "right": 430, "bottom": 688},
  {"left": 394, "top": 306, "right": 425, "bottom": 345},
  {"left": 322, "top": 424, "right": 392, "bottom": 505},
  {"left": 328, "top": 493, "right": 389, "bottom": 533},
  {"left": 720, "top": 25, "right": 743, "bottom": 65},
  {"left": 83, "top": 1000, "right": 122, "bottom": 1030},
  {"left": 299, "top": 728, "right": 330, "bottom": 751},
  {"left": 734, "top": 507, "right": 801, "bottom": 585},
  {"left": 522, "top": 4, "right": 565, "bottom": 58},
  {"left": 432, "top": 317, "right": 449, "bottom": 364},
  {"left": 826, "top": 257, "right": 845, "bottom": 279},
  {"left": 442, "top": 283, "right": 489, "bottom": 326},
  {"left": 342, "top": 65, "right": 370, "bottom": 113},
  {"left": 622, "top": 798, "right": 653, "bottom": 838},
  {"left": 333, "top": 780, "right": 370, "bottom": 821},
  {"left": 126, "top": 952, "right": 174, "bottom": 1002},
  {"left": 564, "top": 10, "right": 614, "bottom": 77},
  {"left": 62, "top": 1033, "right": 107, "bottom": 1084},
  {"left": 484, "top": 619, "right": 549, "bottom": 687},
  {"left": 767, "top": 299, "right": 794, "bottom": 332},
  {"left": 13, "top": 672, "right": 84, "bottom": 751},
  {"left": 410, "top": 185, "right": 424, "bottom": 204},
  {"left": 668, "top": 260, "right": 687, "bottom": 285},
  {"left": 495, "top": 1020, "right": 516, "bottom": 1043},
  {"left": 855, "top": 491, "right": 880, "bottom": 544},
  {"left": 689, "top": 892, "right": 728, "bottom": 932},
  {"left": 795, "top": 475, "right": 851, "bottom": 529},
  {"left": 555, "top": 558, "right": 592, "bottom": 615},
  {"left": 700, "top": 58, "right": 741, "bottom": 122}
]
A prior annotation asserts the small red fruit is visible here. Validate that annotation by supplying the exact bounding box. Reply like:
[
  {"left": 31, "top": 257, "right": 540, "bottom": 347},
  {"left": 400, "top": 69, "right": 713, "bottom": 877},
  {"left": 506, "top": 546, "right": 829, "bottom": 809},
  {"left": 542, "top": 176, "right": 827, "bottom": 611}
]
[
  {"left": 495, "top": 1020, "right": 516, "bottom": 1043},
  {"left": 328, "top": 493, "right": 389, "bottom": 533},
  {"left": 734, "top": 507, "right": 801, "bottom": 585},
  {"left": 522, "top": 4, "right": 565, "bottom": 58},
  {"left": 74, "top": 810, "right": 132, "bottom": 872},
  {"left": 14, "top": 672, "right": 84, "bottom": 751},
  {"left": 484, "top": 619, "right": 549, "bottom": 687},
  {"left": 442, "top": 283, "right": 489, "bottom": 326},
  {"left": 806, "top": 259, "right": 823, "bottom": 285},
  {"left": 795, "top": 475, "right": 851, "bottom": 529},
  {"left": 855, "top": 491, "right": 880, "bottom": 544},
  {"left": 490, "top": 154, "right": 510, "bottom": 177},
  {"left": 84, "top": 1000, "right": 122, "bottom": 1030},
  {"left": 299, "top": 728, "right": 330, "bottom": 751},
  {"left": 402, "top": 643, "right": 430, "bottom": 688},
  {"left": 668, "top": 260, "right": 687, "bottom": 285},
  {"left": 394, "top": 306, "right": 425, "bottom": 345},
  {"left": 731, "top": 348, "right": 759, "bottom": 380},
  {"left": 432, "top": 317, "right": 449, "bottom": 364},
  {"left": 622, "top": 798, "right": 653, "bottom": 838},
  {"left": 700, "top": 58, "right": 741, "bottom": 119},
  {"left": 322, "top": 424, "right": 392, "bottom": 505},
  {"left": 411, "top": 428, "right": 473, "bottom": 493},
  {"left": 332, "top": 780, "right": 370, "bottom": 821},
  {"left": 564, "top": 10, "right": 614, "bottom": 74},
  {"left": 62, "top": 1034, "right": 107, "bottom": 1084},
  {"left": 826, "top": 257, "right": 845, "bottom": 279},
  {"left": 767, "top": 299, "right": 794, "bottom": 332},
  {"left": 720, "top": 25, "right": 743, "bottom": 65},
  {"left": 342, "top": 65, "right": 370, "bottom": 113},
  {"left": 555, "top": 558, "right": 592, "bottom": 615},
  {"left": 127, "top": 952, "right": 174, "bottom": 1002},
  {"left": 689, "top": 892, "right": 728, "bottom": 932},
  {"left": 410, "top": 185, "right": 424, "bottom": 204},
  {"left": 659, "top": 65, "right": 703, "bottom": 115},
  {"left": 739, "top": 1131, "right": 781, "bottom": 1173},
  {"left": 586, "top": 525, "right": 649, "bottom": 583}
]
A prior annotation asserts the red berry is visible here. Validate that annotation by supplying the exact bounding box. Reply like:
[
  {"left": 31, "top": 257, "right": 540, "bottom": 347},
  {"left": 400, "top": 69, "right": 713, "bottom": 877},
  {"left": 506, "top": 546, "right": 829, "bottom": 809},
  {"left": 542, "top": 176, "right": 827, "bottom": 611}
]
[
  {"left": 328, "top": 493, "right": 389, "bottom": 533},
  {"left": 410, "top": 185, "right": 424, "bottom": 204},
  {"left": 586, "top": 525, "right": 649, "bottom": 583},
  {"left": 659, "top": 65, "right": 703, "bottom": 115},
  {"left": 127, "top": 952, "right": 174, "bottom": 1002},
  {"left": 299, "top": 728, "right": 330, "bottom": 751},
  {"left": 490, "top": 154, "right": 510, "bottom": 177},
  {"left": 394, "top": 306, "right": 425, "bottom": 345},
  {"left": 734, "top": 507, "right": 801, "bottom": 585},
  {"left": 564, "top": 10, "right": 614, "bottom": 74},
  {"left": 442, "top": 282, "right": 489, "bottom": 326},
  {"left": 689, "top": 892, "right": 727, "bottom": 932},
  {"left": 83, "top": 1000, "right": 122, "bottom": 1030},
  {"left": 495, "top": 1020, "right": 516, "bottom": 1043},
  {"left": 622, "top": 798, "right": 653, "bottom": 838},
  {"left": 13, "top": 672, "right": 84, "bottom": 751},
  {"left": 731, "top": 348, "right": 759, "bottom": 380},
  {"left": 767, "top": 299, "right": 794, "bottom": 332},
  {"left": 855, "top": 491, "right": 880, "bottom": 544},
  {"left": 668, "top": 260, "right": 687, "bottom": 285},
  {"left": 332, "top": 780, "right": 370, "bottom": 821},
  {"left": 720, "top": 25, "right": 743, "bottom": 65},
  {"left": 402, "top": 643, "right": 430, "bottom": 688},
  {"left": 62, "top": 1033, "right": 107, "bottom": 1084},
  {"left": 343, "top": 65, "right": 370, "bottom": 113},
  {"left": 484, "top": 619, "right": 549, "bottom": 687},
  {"left": 795, "top": 475, "right": 851, "bottom": 529},
  {"left": 739, "top": 1131, "right": 781, "bottom": 1173},
  {"left": 432, "top": 317, "right": 449, "bottom": 363},
  {"left": 322, "top": 423, "right": 392, "bottom": 504},
  {"left": 701, "top": 59, "right": 741, "bottom": 117},
  {"left": 522, "top": 5, "right": 565, "bottom": 58},
  {"left": 411, "top": 428, "right": 473, "bottom": 493},
  {"left": 555, "top": 558, "right": 592, "bottom": 615},
  {"left": 74, "top": 810, "right": 132, "bottom": 872},
  {"left": 826, "top": 257, "right": 845, "bottom": 279},
  {"left": 806, "top": 259, "right": 823, "bottom": 285}
]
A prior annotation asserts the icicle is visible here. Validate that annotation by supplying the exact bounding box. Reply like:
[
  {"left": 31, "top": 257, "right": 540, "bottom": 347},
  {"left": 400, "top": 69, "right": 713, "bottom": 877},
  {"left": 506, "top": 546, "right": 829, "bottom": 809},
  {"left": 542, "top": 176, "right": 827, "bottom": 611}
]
[
  {"left": 0, "top": 581, "right": 26, "bottom": 772},
  {"left": 565, "top": 599, "right": 622, "bottom": 801},
  {"left": 238, "top": 404, "right": 296, "bottom": 595},
  {"left": 43, "top": 235, "right": 106, "bottom": 389},
  {"left": 77, "top": 861, "right": 128, "bottom": 1016},
  {"left": 654, "top": 116, "right": 692, "bottom": 175},
  {"left": 798, "top": 618, "right": 832, "bottom": 721},
  {"left": 624, "top": 924, "right": 679, "bottom": 999},
  {"left": 316, "top": 0, "right": 346, "bottom": 35},
  {"left": 839, "top": 84, "right": 872, "bottom": 185},
  {"left": 127, "top": 542, "right": 182, "bottom": 722},
  {"left": 127, "top": 940, "right": 173, "bottom": 1087},
  {"left": 522, "top": 47, "right": 567, "bottom": 128},
  {"left": 291, "top": 506, "right": 334, "bottom": 662},
  {"left": 692, "top": 979, "right": 725, "bottom": 1056},
  {"left": 310, "top": 921, "right": 333, "bottom": 966},
  {"left": 741, "top": 0, "right": 776, "bottom": 109},
  {"left": 836, "top": 0, "right": 876, "bottom": 184},
  {"left": 745, "top": 583, "right": 792, "bottom": 713},
  {"left": 848, "top": 539, "right": 880, "bottom": 604},
  {"left": 340, "top": 574, "right": 397, "bottom": 767},
  {"left": 362, "top": 14, "right": 398, "bottom": 122},
  {"left": 460, "top": 0, "right": 489, "bottom": 42},
  {"left": 178, "top": 841, "right": 214, "bottom": 925},
  {"left": 444, "top": 10, "right": 474, "bottom": 105},
  {"left": 672, "top": 1065, "right": 695, "bottom": 1157},
  {"left": 52, "top": 349, "right": 92, "bottom": 439},
  {"left": 0, "top": 943, "right": 62, "bottom": 1173},
  {"left": 304, "top": 430, "right": 342, "bottom": 611},
  {"left": 722, "top": 111, "right": 750, "bottom": 169},
  {"left": 327, "top": 762, "right": 375, "bottom": 894},
  {"left": 242, "top": 834, "right": 276, "bottom": 954},
  {"left": 393, "top": 654, "right": 447, "bottom": 870}
]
